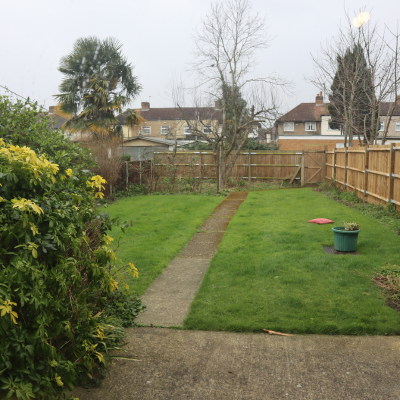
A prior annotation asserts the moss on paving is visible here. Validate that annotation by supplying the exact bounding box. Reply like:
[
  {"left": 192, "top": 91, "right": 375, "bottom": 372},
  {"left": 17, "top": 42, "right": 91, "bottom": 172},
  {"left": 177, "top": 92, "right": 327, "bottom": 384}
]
[{"left": 184, "top": 188, "right": 400, "bottom": 335}]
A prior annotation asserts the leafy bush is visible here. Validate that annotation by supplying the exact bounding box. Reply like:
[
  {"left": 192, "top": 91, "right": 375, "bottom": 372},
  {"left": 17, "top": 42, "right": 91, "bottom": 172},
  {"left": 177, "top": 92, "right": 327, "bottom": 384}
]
[
  {"left": 0, "top": 95, "right": 95, "bottom": 172},
  {"left": 103, "top": 289, "right": 146, "bottom": 328},
  {"left": 0, "top": 139, "right": 137, "bottom": 400}
]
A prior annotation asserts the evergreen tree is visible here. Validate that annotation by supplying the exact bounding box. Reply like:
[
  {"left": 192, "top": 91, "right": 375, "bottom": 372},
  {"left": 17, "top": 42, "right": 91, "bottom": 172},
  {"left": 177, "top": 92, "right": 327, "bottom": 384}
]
[{"left": 328, "top": 44, "right": 377, "bottom": 144}]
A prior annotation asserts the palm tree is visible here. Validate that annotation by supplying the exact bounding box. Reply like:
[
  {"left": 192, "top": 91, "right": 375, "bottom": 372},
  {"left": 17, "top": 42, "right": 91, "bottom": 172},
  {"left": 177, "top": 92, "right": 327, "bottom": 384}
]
[
  {"left": 54, "top": 36, "right": 141, "bottom": 137},
  {"left": 125, "top": 109, "right": 146, "bottom": 137}
]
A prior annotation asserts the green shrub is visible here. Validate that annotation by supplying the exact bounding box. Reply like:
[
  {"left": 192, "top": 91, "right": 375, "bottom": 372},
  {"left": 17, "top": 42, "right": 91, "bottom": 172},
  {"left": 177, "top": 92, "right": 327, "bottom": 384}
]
[
  {"left": 0, "top": 139, "right": 137, "bottom": 399},
  {"left": 0, "top": 95, "right": 95, "bottom": 172},
  {"left": 103, "top": 289, "right": 146, "bottom": 327}
]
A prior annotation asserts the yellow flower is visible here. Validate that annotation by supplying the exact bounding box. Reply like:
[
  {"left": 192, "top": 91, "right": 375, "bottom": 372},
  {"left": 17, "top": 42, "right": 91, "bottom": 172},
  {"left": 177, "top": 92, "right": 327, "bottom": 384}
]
[
  {"left": 95, "top": 351, "right": 105, "bottom": 364},
  {"left": 95, "top": 192, "right": 104, "bottom": 199},
  {"left": 91, "top": 175, "right": 107, "bottom": 187},
  {"left": 94, "top": 325, "right": 105, "bottom": 341},
  {"left": 0, "top": 299, "right": 18, "bottom": 324},
  {"left": 29, "top": 223, "right": 39, "bottom": 236},
  {"left": 55, "top": 374, "right": 63, "bottom": 387},
  {"left": 11, "top": 198, "right": 43, "bottom": 215},
  {"left": 109, "top": 277, "right": 119, "bottom": 292},
  {"left": 104, "top": 235, "right": 114, "bottom": 245},
  {"left": 128, "top": 263, "right": 139, "bottom": 279},
  {"left": 0, "top": 197, "right": 3, "bottom": 202},
  {"left": 66, "top": 168, "right": 73, "bottom": 176}
]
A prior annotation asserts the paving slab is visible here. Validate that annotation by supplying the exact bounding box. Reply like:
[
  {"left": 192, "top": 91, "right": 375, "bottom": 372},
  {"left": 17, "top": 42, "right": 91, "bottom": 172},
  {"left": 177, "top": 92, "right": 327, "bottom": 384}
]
[
  {"left": 136, "top": 259, "right": 210, "bottom": 326},
  {"left": 199, "top": 217, "right": 230, "bottom": 232},
  {"left": 72, "top": 328, "right": 400, "bottom": 400},
  {"left": 135, "top": 192, "right": 248, "bottom": 326}
]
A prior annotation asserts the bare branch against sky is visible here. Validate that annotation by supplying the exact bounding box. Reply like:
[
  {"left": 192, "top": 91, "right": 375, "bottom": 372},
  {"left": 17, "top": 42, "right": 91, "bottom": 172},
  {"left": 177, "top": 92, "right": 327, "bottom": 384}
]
[{"left": 1, "top": 0, "right": 400, "bottom": 112}]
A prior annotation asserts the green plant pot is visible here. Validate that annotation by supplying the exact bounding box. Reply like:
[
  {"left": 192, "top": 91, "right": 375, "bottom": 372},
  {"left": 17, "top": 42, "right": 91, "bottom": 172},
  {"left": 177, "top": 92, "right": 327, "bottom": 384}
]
[{"left": 332, "top": 226, "right": 360, "bottom": 252}]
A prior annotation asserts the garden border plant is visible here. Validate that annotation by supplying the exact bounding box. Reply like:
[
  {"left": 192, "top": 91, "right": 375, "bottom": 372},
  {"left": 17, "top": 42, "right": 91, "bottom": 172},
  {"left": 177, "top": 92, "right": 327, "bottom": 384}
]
[
  {"left": 0, "top": 96, "right": 143, "bottom": 400},
  {"left": 318, "top": 179, "right": 400, "bottom": 235}
]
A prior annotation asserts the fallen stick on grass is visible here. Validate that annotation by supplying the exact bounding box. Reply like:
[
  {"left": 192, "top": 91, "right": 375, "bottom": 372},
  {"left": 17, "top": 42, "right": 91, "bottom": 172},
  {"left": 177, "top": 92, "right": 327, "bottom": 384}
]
[{"left": 263, "top": 329, "right": 294, "bottom": 337}]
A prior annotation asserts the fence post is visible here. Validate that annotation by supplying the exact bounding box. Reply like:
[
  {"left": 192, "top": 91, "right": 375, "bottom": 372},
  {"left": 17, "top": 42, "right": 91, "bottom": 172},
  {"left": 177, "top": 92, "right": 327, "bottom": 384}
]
[
  {"left": 332, "top": 149, "right": 336, "bottom": 180},
  {"left": 125, "top": 161, "right": 128, "bottom": 190},
  {"left": 322, "top": 147, "right": 327, "bottom": 180},
  {"left": 248, "top": 152, "right": 251, "bottom": 182},
  {"left": 387, "top": 143, "right": 395, "bottom": 202},
  {"left": 345, "top": 148, "right": 349, "bottom": 192},
  {"left": 301, "top": 149, "right": 305, "bottom": 187},
  {"left": 140, "top": 160, "right": 142, "bottom": 185},
  {"left": 364, "top": 147, "right": 369, "bottom": 198},
  {"left": 151, "top": 158, "right": 153, "bottom": 190},
  {"left": 200, "top": 152, "right": 203, "bottom": 181}
]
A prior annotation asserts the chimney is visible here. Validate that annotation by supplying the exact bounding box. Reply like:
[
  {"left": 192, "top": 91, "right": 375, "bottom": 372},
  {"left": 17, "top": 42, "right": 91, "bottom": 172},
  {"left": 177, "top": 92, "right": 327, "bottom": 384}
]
[
  {"left": 49, "top": 106, "right": 56, "bottom": 113},
  {"left": 141, "top": 102, "right": 150, "bottom": 110},
  {"left": 215, "top": 100, "right": 220, "bottom": 110},
  {"left": 396, "top": 94, "right": 400, "bottom": 105},
  {"left": 316, "top": 91, "right": 323, "bottom": 105}
]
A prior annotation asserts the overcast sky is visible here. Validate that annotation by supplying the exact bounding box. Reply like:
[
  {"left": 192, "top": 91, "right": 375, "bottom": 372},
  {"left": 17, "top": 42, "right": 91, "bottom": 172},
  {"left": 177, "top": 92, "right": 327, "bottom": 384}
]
[{"left": 1, "top": 0, "right": 399, "bottom": 114}]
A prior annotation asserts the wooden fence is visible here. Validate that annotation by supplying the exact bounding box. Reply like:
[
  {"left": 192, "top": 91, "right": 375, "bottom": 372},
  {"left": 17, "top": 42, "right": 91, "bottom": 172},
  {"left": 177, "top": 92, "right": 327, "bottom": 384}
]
[
  {"left": 152, "top": 150, "right": 326, "bottom": 185},
  {"left": 326, "top": 143, "right": 400, "bottom": 211}
]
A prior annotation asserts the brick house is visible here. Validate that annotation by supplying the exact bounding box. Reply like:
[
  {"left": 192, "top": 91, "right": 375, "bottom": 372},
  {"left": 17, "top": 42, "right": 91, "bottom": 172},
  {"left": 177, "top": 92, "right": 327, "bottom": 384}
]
[
  {"left": 117, "top": 102, "right": 222, "bottom": 140},
  {"left": 276, "top": 93, "right": 352, "bottom": 151}
]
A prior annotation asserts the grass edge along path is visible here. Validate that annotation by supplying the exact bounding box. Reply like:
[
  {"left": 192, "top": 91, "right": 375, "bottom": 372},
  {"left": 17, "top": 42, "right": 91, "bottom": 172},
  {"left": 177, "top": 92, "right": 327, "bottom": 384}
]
[
  {"left": 184, "top": 188, "right": 400, "bottom": 335},
  {"left": 100, "top": 194, "right": 223, "bottom": 296}
]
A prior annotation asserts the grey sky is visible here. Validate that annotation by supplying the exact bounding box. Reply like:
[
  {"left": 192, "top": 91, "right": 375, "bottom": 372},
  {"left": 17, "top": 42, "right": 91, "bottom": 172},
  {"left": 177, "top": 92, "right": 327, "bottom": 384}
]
[{"left": 1, "top": 0, "right": 399, "bottom": 114}]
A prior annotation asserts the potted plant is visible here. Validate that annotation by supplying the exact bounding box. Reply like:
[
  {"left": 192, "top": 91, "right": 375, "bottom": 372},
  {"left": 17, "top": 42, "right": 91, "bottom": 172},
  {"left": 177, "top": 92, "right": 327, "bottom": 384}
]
[{"left": 332, "top": 222, "right": 361, "bottom": 252}]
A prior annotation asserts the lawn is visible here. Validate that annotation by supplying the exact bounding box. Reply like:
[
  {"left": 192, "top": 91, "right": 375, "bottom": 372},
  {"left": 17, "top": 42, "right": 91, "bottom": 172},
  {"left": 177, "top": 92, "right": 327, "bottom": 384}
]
[
  {"left": 184, "top": 188, "right": 400, "bottom": 335},
  {"left": 101, "top": 194, "right": 222, "bottom": 295}
]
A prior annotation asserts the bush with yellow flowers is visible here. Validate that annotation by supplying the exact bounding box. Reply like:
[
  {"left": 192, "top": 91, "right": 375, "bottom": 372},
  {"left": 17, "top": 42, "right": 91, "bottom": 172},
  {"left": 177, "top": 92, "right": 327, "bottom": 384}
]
[{"left": 0, "top": 139, "right": 137, "bottom": 400}]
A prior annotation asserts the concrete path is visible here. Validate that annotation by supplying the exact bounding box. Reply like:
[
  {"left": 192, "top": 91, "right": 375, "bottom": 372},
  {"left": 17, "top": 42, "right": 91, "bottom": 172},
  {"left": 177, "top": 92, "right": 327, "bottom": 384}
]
[
  {"left": 72, "top": 327, "right": 400, "bottom": 400},
  {"left": 136, "top": 192, "right": 248, "bottom": 327}
]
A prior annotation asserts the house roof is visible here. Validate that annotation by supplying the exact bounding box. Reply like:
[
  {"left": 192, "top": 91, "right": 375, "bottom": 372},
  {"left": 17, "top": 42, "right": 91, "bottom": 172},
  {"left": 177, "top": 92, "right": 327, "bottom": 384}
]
[
  {"left": 278, "top": 101, "right": 400, "bottom": 124},
  {"left": 37, "top": 112, "right": 68, "bottom": 129},
  {"left": 277, "top": 103, "right": 328, "bottom": 123},
  {"left": 117, "top": 107, "right": 222, "bottom": 125},
  {"left": 380, "top": 102, "right": 400, "bottom": 116},
  {"left": 123, "top": 136, "right": 175, "bottom": 145}
]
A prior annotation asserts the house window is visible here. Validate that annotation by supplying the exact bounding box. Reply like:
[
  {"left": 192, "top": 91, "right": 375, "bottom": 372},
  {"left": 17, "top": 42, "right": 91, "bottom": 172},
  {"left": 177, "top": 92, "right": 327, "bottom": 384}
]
[
  {"left": 379, "top": 122, "right": 384, "bottom": 132},
  {"left": 283, "top": 122, "right": 294, "bottom": 132},
  {"left": 142, "top": 126, "right": 151, "bottom": 135},
  {"left": 203, "top": 125, "right": 212, "bottom": 134},
  {"left": 161, "top": 125, "right": 170, "bottom": 135},
  {"left": 184, "top": 125, "right": 192, "bottom": 135},
  {"left": 305, "top": 122, "right": 316, "bottom": 131},
  {"left": 396, "top": 121, "right": 400, "bottom": 131}
]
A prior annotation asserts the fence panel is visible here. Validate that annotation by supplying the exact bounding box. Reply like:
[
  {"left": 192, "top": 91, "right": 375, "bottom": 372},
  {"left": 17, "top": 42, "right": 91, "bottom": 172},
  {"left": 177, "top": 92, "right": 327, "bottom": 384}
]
[
  {"left": 326, "top": 143, "right": 400, "bottom": 211},
  {"left": 153, "top": 150, "right": 305, "bottom": 183}
]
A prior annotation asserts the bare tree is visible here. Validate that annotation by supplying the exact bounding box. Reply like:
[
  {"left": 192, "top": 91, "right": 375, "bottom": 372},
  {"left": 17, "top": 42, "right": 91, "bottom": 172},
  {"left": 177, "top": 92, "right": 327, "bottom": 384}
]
[
  {"left": 310, "top": 11, "right": 400, "bottom": 146},
  {"left": 175, "top": 0, "right": 290, "bottom": 191}
]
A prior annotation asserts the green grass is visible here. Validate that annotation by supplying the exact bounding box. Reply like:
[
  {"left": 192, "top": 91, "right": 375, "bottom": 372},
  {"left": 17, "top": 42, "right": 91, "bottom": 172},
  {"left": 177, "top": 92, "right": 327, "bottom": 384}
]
[
  {"left": 101, "top": 194, "right": 222, "bottom": 295},
  {"left": 184, "top": 188, "right": 400, "bottom": 335}
]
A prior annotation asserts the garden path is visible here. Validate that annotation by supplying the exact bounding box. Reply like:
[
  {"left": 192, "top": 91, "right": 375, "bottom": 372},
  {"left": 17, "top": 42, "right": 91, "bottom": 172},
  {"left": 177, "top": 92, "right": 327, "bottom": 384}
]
[
  {"left": 135, "top": 191, "right": 248, "bottom": 327},
  {"left": 72, "top": 327, "right": 400, "bottom": 400}
]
